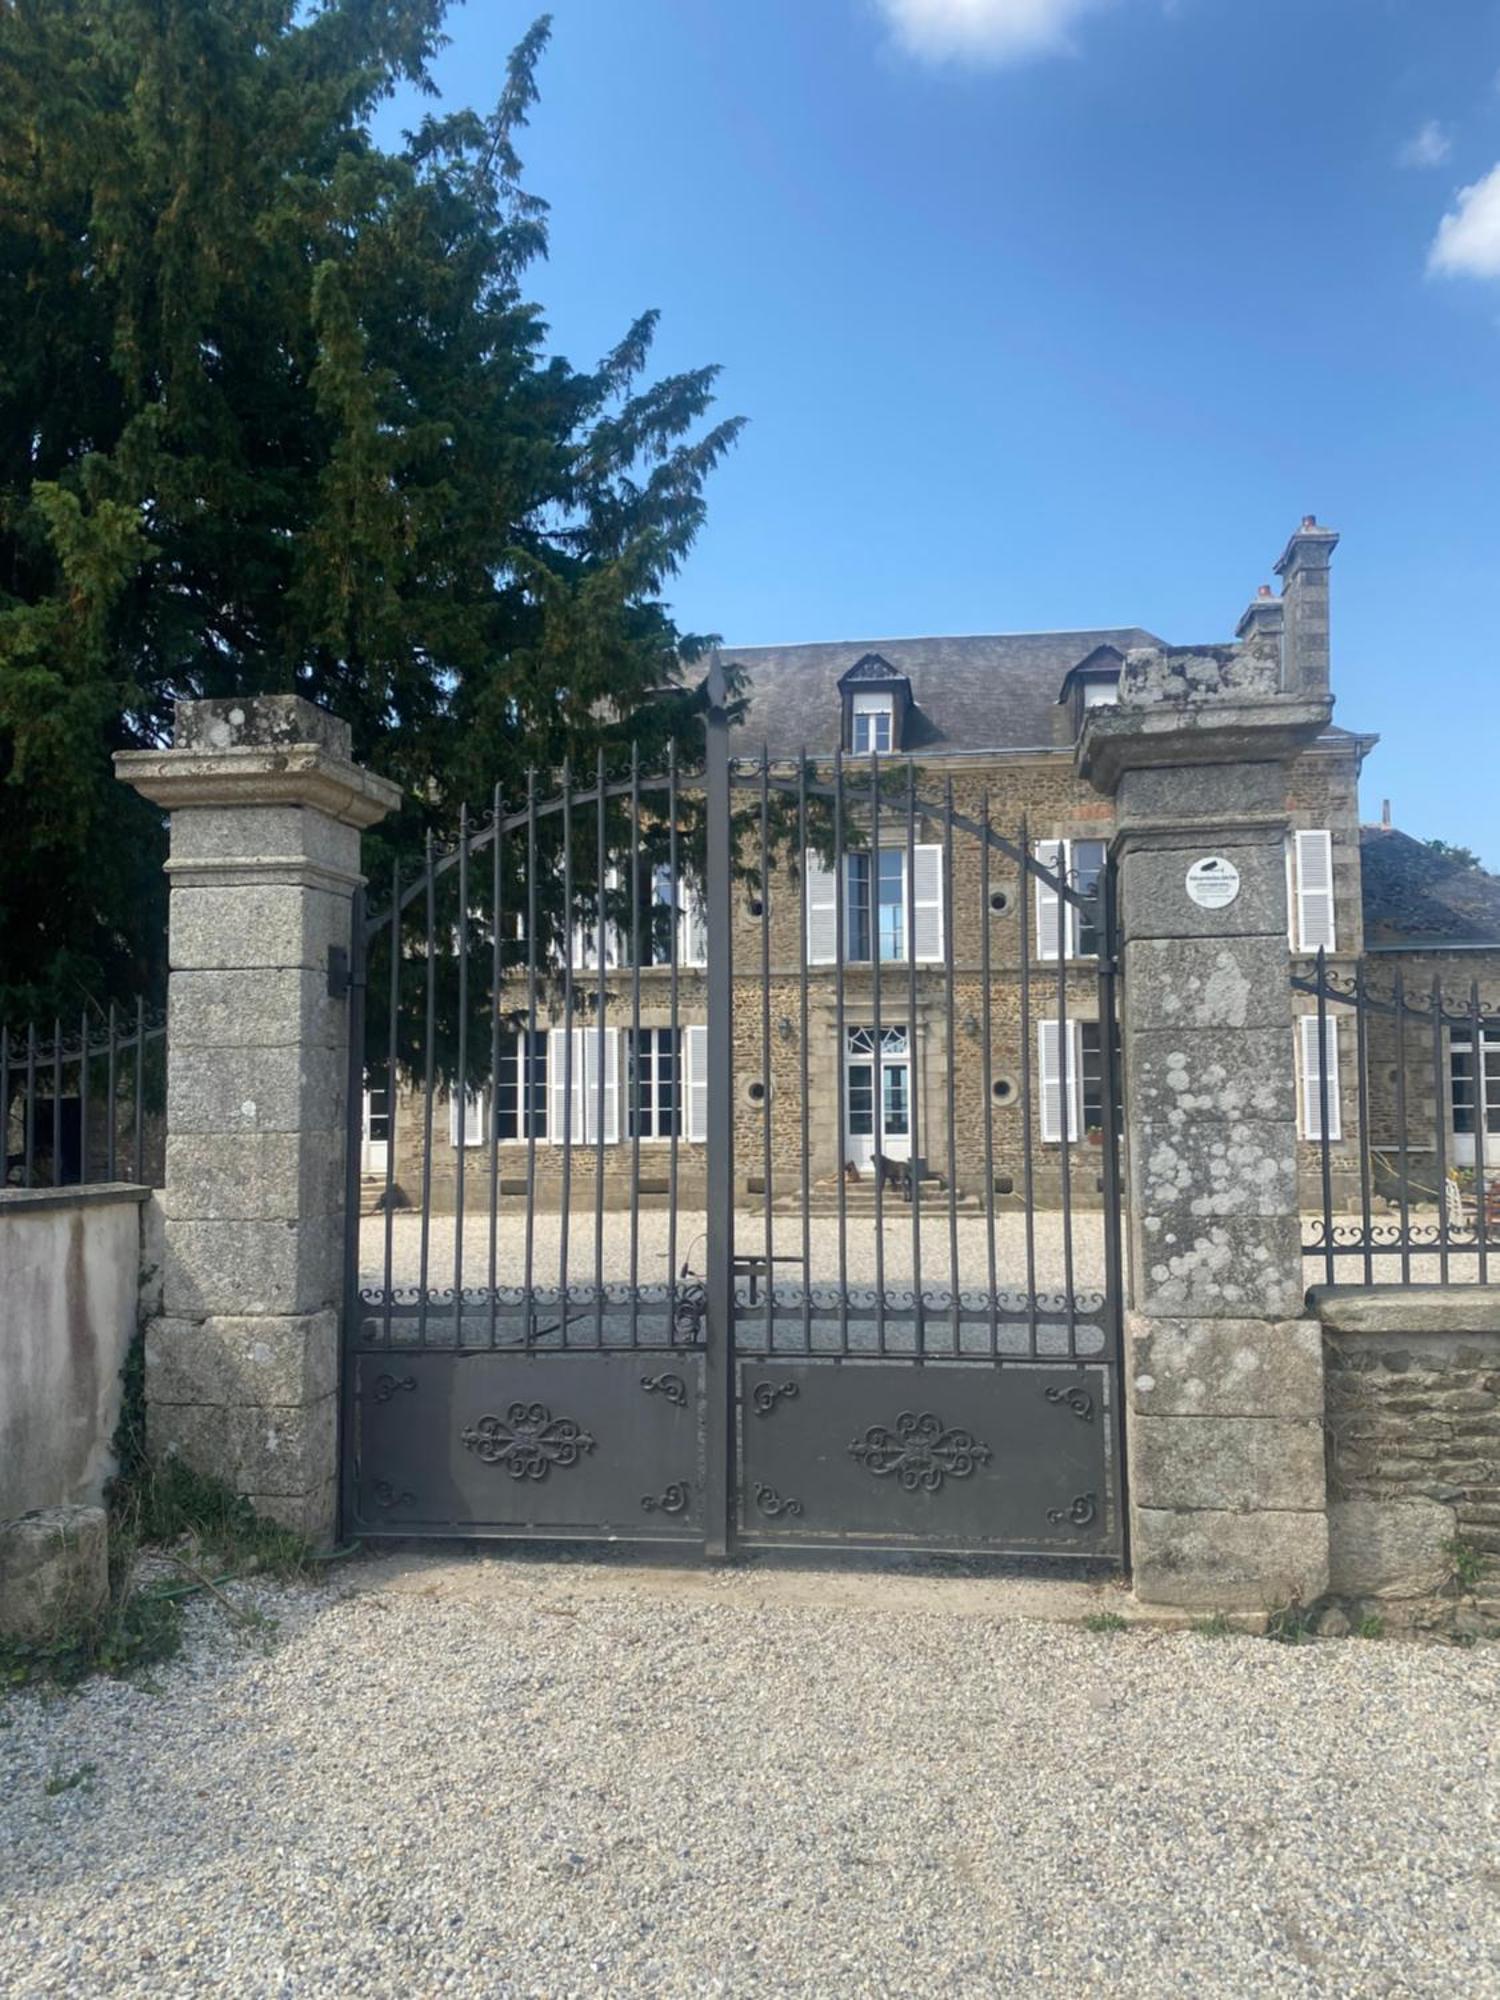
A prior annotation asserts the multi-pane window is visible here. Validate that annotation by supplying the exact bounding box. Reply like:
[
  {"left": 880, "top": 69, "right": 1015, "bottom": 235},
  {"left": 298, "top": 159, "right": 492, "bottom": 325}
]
[
  {"left": 845, "top": 1027, "right": 910, "bottom": 1140},
  {"left": 494, "top": 1030, "right": 548, "bottom": 1141},
  {"left": 851, "top": 695, "right": 894, "bottom": 755},
  {"left": 1451, "top": 1034, "right": 1500, "bottom": 1138},
  {"left": 846, "top": 850, "right": 907, "bottom": 962},
  {"left": 1035, "top": 839, "right": 1107, "bottom": 960},
  {"left": 627, "top": 1028, "right": 681, "bottom": 1139},
  {"left": 1038, "top": 1018, "right": 1118, "bottom": 1141},
  {"left": 806, "top": 847, "right": 944, "bottom": 964}
]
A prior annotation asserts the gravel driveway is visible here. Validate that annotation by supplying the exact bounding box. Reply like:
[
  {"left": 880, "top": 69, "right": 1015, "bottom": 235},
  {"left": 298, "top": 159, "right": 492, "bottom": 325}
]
[
  {"left": 3, "top": 1549, "right": 1497, "bottom": 1998},
  {"left": 361, "top": 1211, "right": 1485, "bottom": 1301}
]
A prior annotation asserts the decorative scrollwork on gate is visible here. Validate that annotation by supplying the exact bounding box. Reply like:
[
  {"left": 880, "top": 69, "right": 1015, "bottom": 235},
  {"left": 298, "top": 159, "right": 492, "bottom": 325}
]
[
  {"left": 372, "top": 1373, "right": 417, "bottom": 1404},
  {"left": 752, "top": 1482, "right": 804, "bottom": 1520},
  {"left": 460, "top": 1402, "right": 596, "bottom": 1481},
  {"left": 1046, "top": 1492, "right": 1099, "bottom": 1528},
  {"left": 370, "top": 1480, "right": 415, "bottom": 1509},
  {"left": 848, "top": 1411, "right": 993, "bottom": 1493},
  {"left": 641, "top": 1482, "right": 692, "bottom": 1516},
  {"left": 640, "top": 1372, "right": 688, "bottom": 1408},
  {"left": 1044, "top": 1384, "right": 1094, "bottom": 1423},
  {"left": 750, "top": 1380, "right": 800, "bottom": 1417}
]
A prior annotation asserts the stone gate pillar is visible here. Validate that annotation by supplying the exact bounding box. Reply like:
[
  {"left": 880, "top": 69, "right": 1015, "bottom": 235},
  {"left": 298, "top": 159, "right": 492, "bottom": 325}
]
[
  {"left": 1081, "top": 678, "right": 1331, "bottom": 1612},
  {"left": 117, "top": 699, "right": 399, "bottom": 1543}
]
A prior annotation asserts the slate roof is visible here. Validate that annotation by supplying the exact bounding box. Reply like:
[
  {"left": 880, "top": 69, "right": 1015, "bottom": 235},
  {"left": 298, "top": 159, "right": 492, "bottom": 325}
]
[
  {"left": 1360, "top": 826, "right": 1500, "bottom": 948},
  {"left": 717, "top": 629, "right": 1165, "bottom": 757}
]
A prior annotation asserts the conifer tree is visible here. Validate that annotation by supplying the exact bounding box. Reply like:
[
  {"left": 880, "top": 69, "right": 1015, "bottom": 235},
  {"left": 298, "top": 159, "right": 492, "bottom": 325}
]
[{"left": 0, "top": 1, "right": 741, "bottom": 1024}]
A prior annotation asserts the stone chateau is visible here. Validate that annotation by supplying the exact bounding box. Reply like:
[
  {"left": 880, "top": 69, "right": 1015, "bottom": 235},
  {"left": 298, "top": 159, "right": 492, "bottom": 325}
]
[{"left": 368, "top": 518, "right": 1499, "bottom": 1215}]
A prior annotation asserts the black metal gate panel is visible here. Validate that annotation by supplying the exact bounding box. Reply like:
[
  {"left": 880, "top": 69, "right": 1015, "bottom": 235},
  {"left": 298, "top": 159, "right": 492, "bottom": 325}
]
[{"left": 341, "top": 661, "right": 1127, "bottom": 1561}]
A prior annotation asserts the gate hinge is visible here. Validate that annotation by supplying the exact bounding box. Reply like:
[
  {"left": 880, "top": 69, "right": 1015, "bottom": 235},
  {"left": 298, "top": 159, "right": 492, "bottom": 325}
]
[{"left": 327, "top": 945, "right": 352, "bottom": 1000}]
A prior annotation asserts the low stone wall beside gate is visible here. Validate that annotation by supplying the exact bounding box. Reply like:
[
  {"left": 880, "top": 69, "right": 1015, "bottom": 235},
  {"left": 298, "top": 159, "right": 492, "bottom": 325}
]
[{"left": 1314, "top": 1286, "right": 1500, "bottom": 1621}]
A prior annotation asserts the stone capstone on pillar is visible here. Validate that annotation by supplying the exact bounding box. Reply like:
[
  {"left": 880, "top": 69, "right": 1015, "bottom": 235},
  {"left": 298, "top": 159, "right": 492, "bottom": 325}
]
[{"left": 116, "top": 698, "right": 399, "bottom": 1543}]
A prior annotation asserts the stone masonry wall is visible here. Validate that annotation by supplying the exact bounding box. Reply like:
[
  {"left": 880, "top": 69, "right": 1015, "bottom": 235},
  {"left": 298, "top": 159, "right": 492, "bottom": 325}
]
[{"left": 1317, "top": 1288, "right": 1500, "bottom": 1625}]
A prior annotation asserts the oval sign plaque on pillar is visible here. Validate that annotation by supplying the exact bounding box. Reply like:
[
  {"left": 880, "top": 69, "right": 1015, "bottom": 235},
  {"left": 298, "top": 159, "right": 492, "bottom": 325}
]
[{"left": 1185, "top": 855, "right": 1241, "bottom": 910}]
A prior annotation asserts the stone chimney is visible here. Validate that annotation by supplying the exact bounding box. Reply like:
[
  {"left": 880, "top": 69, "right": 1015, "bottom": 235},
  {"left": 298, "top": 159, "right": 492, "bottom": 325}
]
[
  {"left": 1235, "top": 582, "right": 1284, "bottom": 646},
  {"left": 1274, "top": 516, "right": 1340, "bottom": 697}
]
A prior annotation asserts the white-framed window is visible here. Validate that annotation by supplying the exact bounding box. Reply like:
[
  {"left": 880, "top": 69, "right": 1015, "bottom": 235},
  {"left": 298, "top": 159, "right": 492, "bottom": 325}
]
[
  {"left": 647, "top": 863, "right": 707, "bottom": 969},
  {"left": 1034, "top": 839, "right": 1106, "bottom": 961},
  {"left": 850, "top": 691, "right": 895, "bottom": 756},
  {"left": 1287, "top": 829, "right": 1337, "bottom": 954},
  {"left": 1450, "top": 1032, "right": 1500, "bottom": 1157},
  {"left": 1297, "top": 1013, "right": 1342, "bottom": 1141},
  {"left": 627, "top": 1027, "right": 680, "bottom": 1139},
  {"left": 1037, "top": 1020, "right": 1112, "bottom": 1143},
  {"left": 547, "top": 1027, "right": 620, "bottom": 1144},
  {"left": 494, "top": 1030, "right": 549, "bottom": 1142},
  {"left": 622, "top": 1024, "right": 708, "bottom": 1140},
  {"left": 804, "top": 846, "right": 944, "bottom": 965},
  {"left": 1080, "top": 675, "right": 1120, "bottom": 709}
]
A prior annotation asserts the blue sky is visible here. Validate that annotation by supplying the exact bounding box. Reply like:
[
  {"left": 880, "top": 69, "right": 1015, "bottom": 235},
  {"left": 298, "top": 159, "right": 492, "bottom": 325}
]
[{"left": 382, "top": 1, "right": 1500, "bottom": 862}]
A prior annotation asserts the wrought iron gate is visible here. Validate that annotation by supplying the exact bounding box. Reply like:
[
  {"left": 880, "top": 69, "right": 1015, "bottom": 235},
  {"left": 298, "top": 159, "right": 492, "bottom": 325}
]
[{"left": 341, "top": 664, "right": 1128, "bottom": 1560}]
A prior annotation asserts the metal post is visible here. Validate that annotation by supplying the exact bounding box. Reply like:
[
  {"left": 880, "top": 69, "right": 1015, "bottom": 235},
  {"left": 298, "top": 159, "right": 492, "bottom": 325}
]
[
  {"left": 703, "top": 658, "right": 737, "bottom": 1557},
  {"left": 338, "top": 885, "right": 369, "bottom": 1542}
]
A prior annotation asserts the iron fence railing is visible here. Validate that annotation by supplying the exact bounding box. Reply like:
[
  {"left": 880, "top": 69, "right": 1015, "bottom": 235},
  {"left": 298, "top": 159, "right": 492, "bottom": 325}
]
[
  {"left": 1, "top": 1001, "right": 167, "bottom": 1190},
  {"left": 1295, "top": 950, "right": 1497, "bottom": 1285}
]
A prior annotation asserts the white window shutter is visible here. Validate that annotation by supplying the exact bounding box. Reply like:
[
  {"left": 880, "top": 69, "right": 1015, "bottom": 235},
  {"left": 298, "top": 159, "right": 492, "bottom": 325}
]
[
  {"left": 1035, "top": 840, "right": 1066, "bottom": 962},
  {"left": 579, "top": 1027, "right": 619, "bottom": 1144},
  {"left": 1038, "top": 1021, "right": 1082, "bottom": 1143},
  {"left": 1293, "top": 830, "right": 1336, "bottom": 953},
  {"left": 448, "top": 1087, "right": 488, "bottom": 1149},
  {"left": 684, "top": 1024, "right": 708, "bottom": 1141},
  {"left": 1299, "top": 1014, "right": 1342, "bottom": 1141},
  {"left": 681, "top": 879, "right": 707, "bottom": 967},
  {"left": 912, "top": 844, "right": 944, "bottom": 962},
  {"left": 806, "top": 849, "right": 837, "bottom": 965},
  {"left": 548, "top": 1028, "right": 583, "bottom": 1144}
]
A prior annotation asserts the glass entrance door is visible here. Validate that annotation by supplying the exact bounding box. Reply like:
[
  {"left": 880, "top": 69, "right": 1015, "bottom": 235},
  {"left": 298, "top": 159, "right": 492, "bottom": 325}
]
[{"left": 844, "top": 1026, "right": 911, "bottom": 1176}]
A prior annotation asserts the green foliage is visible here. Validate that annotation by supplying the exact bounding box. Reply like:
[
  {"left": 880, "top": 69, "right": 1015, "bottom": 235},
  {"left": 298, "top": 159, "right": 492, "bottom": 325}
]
[
  {"left": 0, "top": 1, "right": 741, "bottom": 1029},
  {"left": 1082, "top": 1609, "right": 1127, "bottom": 1633},
  {"left": 1, "top": 1589, "right": 182, "bottom": 1692},
  {"left": 1265, "top": 1599, "right": 1314, "bottom": 1645},
  {"left": 122, "top": 1454, "right": 314, "bottom": 1581},
  {"left": 43, "top": 1762, "right": 98, "bottom": 1796},
  {"left": 1355, "top": 1613, "right": 1386, "bottom": 1641},
  {"left": 1445, "top": 1538, "right": 1487, "bottom": 1597},
  {"left": 1192, "top": 1612, "right": 1233, "bottom": 1638},
  {"left": 1423, "top": 839, "right": 1486, "bottom": 873}
]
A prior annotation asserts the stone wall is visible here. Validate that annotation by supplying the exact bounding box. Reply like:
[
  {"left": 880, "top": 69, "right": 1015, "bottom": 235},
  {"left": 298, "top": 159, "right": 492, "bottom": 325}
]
[
  {"left": 0, "top": 1184, "right": 151, "bottom": 1519},
  {"left": 1316, "top": 1286, "right": 1500, "bottom": 1623}
]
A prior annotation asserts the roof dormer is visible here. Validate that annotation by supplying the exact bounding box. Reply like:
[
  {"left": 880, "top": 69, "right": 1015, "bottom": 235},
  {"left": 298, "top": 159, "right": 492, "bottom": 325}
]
[
  {"left": 1057, "top": 645, "right": 1124, "bottom": 736},
  {"left": 838, "top": 653, "right": 913, "bottom": 756}
]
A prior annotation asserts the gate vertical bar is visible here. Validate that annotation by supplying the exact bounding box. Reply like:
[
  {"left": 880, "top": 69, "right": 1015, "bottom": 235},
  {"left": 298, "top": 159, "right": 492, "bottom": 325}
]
[
  {"left": 488, "top": 794, "right": 504, "bottom": 1346},
  {"left": 1098, "top": 857, "right": 1129, "bottom": 1560},
  {"left": 942, "top": 778, "right": 960, "bottom": 1353},
  {"left": 1473, "top": 979, "right": 1490, "bottom": 1286},
  {"left": 797, "top": 752, "right": 812, "bottom": 1352},
  {"left": 339, "top": 883, "right": 369, "bottom": 1539},
  {"left": 454, "top": 807, "right": 469, "bottom": 1340},
  {"left": 703, "top": 659, "right": 737, "bottom": 1556},
  {"left": 904, "top": 761, "right": 923, "bottom": 1355}
]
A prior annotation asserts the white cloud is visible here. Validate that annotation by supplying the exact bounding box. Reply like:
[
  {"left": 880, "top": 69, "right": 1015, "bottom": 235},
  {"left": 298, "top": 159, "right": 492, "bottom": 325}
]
[
  {"left": 875, "top": 0, "right": 1113, "bottom": 67},
  {"left": 1398, "top": 120, "right": 1451, "bottom": 169},
  {"left": 1428, "top": 163, "right": 1500, "bottom": 281}
]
